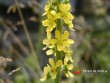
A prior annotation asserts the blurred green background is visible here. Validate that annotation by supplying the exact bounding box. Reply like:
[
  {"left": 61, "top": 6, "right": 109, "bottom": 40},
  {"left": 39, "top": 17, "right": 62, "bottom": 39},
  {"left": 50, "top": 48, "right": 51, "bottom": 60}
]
[{"left": 0, "top": 0, "right": 110, "bottom": 83}]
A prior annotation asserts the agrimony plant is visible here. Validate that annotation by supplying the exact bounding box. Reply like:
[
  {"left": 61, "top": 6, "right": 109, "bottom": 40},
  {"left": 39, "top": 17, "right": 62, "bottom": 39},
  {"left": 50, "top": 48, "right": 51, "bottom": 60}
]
[{"left": 40, "top": 0, "right": 74, "bottom": 83}]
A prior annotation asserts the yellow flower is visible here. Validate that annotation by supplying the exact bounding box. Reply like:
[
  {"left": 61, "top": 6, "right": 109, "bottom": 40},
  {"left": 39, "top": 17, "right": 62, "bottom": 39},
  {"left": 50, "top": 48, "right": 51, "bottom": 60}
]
[
  {"left": 63, "top": 60, "right": 74, "bottom": 77},
  {"left": 59, "top": 3, "right": 71, "bottom": 13},
  {"left": 40, "top": 58, "right": 62, "bottom": 81},
  {"left": 67, "top": 21, "right": 74, "bottom": 30},
  {"left": 59, "top": 3, "right": 74, "bottom": 30},
  {"left": 45, "top": 4, "right": 50, "bottom": 12},
  {"left": 46, "top": 21, "right": 56, "bottom": 32},
  {"left": 61, "top": 12, "right": 74, "bottom": 29},
  {"left": 49, "top": 58, "right": 62, "bottom": 79},
  {"left": 40, "top": 66, "right": 51, "bottom": 81},
  {"left": 42, "top": 19, "right": 48, "bottom": 26},
  {"left": 43, "top": 32, "right": 55, "bottom": 55},
  {"left": 43, "top": 32, "right": 52, "bottom": 50},
  {"left": 47, "top": 10, "right": 57, "bottom": 20},
  {"left": 42, "top": 19, "right": 56, "bottom": 32},
  {"left": 42, "top": 3, "right": 74, "bottom": 31},
  {"left": 63, "top": 47, "right": 73, "bottom": 62},
  {"left": 62, "top": 12, "right": 74, "bottom": 23},
  {"left": 50, "top": 30, "right": 74, "bottom": 51},
  {"left": 46, "top": 45, "right": 56, "bottom": 56},
  {"left": 42, "top": 4, "right": 50, "bottom": 16}
]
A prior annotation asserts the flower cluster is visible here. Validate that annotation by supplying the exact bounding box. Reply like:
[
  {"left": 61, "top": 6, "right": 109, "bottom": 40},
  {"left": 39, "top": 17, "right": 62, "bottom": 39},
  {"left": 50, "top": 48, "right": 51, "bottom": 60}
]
[
  {"left": 42, "top": 1, "right": 74, "bottom": 32},
  {"left": 40, "top": 58, "right": 62, "bottom": 81},
  {"left": 41, "top": 0, "right": 74, "bottom": 81}
]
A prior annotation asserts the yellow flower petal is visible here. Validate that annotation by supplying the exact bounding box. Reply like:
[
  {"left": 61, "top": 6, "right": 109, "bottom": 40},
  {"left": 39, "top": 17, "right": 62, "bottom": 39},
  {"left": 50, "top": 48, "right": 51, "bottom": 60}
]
[
  {"left": 63, "top": 16, "right": 70, "bottom": 24},
  {"left": 43, "top": 39, "right": 49, "bottom": 45},
  {"left": 49, "top": 45, "right": 55, "bottom": 48},
  {"left": 44, "top": 66, "right": 50, "bottom": 74},
  {"left": 67, "top": 39, "right": 74, "bottom": 44},
  {"left": 67, "top": 13, "right": 74, "bottom": 20},
  {"left": 42, "top": 20, "right": 48, "bottom": 26},
  {"left": 46, "top": 26, "right": 52, "bottom": 32},
  {"left": 47, "top": 11, "right": 57, "bottom": 19},
  {"left": 59, "top": 3, "right": 71, "bottom": 12},
  {"left": 62, "top": 47, "right": 67, "bottom": 52},
  {"left": 65, "top": 73, "right": 69, "bottom": 77},
  {"left": 62, "top": 41, "right": 70, "bottom": 47},
  {"left": 61, "top": 31, "right": 69, "bottom": 39},
  {"left": 51, "top": 10, "right": 56, "bottom": 15},
  {"left": 64, "top": 58, "right": 69, "bottom": 62},
  {"left": 67, "top": 64, "right": 73, "bottom": 70},
  {"left": 68, "top": 21, "right": 74, "bottom": 29},
  {"left": 46, "top": 21, "right": 56, "bottom": 32},
  {"left": 57, "top": 43, "right": 63, "bottom": 51},
  {"left": 46, "top": 26, "right": 55, "bottom": 32},
  {"left": 68, "top": 71, "right": 74, "bottom": 77},
  {"left": 42, "top": 12, "right": 47, "bottom": 16},
  {"left": 46, "top": 50, "right": 54, "bottom": 55},
  {"left": 40, "top": 75, "right": 47, "bottom": 81},
  {"left": 49, "top": 58, "right": 55, "bottom": 66},
  {"left": 45, "top": 5, "right": 50, "bottom": 12},
  {"left": 42, "top": 47, "right": 47, "bottom": 50},
  {"left": 50, "top": 39, "right": 57, "bottom": 44},
  {"left": 56, "top": 60, "right": 62, "bottom": 67},
  {"left": 51, "top": 72, "right": 56, "bottom": 79},
  {"left": 65, "top": 55, "right": 73, "bottom": 62},
  {"left": 47, "top": 32, "right": 52, "bottom": 39}
]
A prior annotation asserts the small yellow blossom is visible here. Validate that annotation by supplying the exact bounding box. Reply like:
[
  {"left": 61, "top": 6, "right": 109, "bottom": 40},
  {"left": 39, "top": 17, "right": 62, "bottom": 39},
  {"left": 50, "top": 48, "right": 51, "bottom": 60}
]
[
  {"left": 45, "top": 4, "right": 50, "bottom": 12},
  {"left": 43, "top": 32, "right": 52, "bottom": 50},
  {"left": 50, "top": 30, "right": 74, "bottom": 51},
  {"left": 63, "top": 47, "right": 73, "bottom": 62},
  {"left": 62, "top": 12, "right": 74, "bottom": 23},
  {"left": 42, "top": 2, "right": 74, "bottom": 31},
  {"left": 63, "top": 60, "right": 73, "bottom": 77},
  {"left": 42, "top": 19, "right": 57, "bottom": 32},
  {"left": 49, "top": 58, "right": 62, "bottom": 79},
  {"left": 59, "top": 3, "right": 71, "bottom": 13},
  {"left": 43, "top": 33, "right": 55, "bottom": 55},
  {"left": 61, "top": 12, "right": 74, "bottom": 29},
  {"left": 47, "top": 10, "right": 57, "bottom": 19},
  {"left": 68, "top": 21, "right": 74, "bottom": 29},
  {"left": 41, "top": 58, "right": 62, "bottom": 81},
  {"left": 40, "top": 66, "right": 51, "bottom": 81},
  {"left": 42, "top": 19, "right": 48, "bottom": 26},
  {"left": 42, "top": 4, "right": 50, "bottom": 16},
  {"left": 58, "top": 3, "right": 74, "bottom": 29}
]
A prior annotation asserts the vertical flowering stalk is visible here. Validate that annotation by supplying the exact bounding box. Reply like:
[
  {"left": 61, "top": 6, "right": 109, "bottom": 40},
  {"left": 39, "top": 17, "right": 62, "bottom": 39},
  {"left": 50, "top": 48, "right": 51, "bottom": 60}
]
[{"left": 40, "top": 0, "right": 74, "bottom": 83}]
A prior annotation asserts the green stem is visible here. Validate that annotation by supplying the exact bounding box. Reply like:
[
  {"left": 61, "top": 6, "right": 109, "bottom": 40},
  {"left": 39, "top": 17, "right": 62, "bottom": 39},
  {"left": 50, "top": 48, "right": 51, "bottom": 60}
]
[
  {"left": 55, "top": 51, "right": 62, "bottom": 83},
  {"left": 55, "top": 13, "right": 62, "bottom": 83},
  {"left": 56, "top": 19, "right": 62, "bottom": 32}
]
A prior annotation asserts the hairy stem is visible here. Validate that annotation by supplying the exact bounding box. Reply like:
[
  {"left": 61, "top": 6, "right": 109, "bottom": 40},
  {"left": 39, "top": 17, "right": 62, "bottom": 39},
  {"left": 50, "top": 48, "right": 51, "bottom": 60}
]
[{"left": 55, "top": 5, "right": 62, "bottom": 83}]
